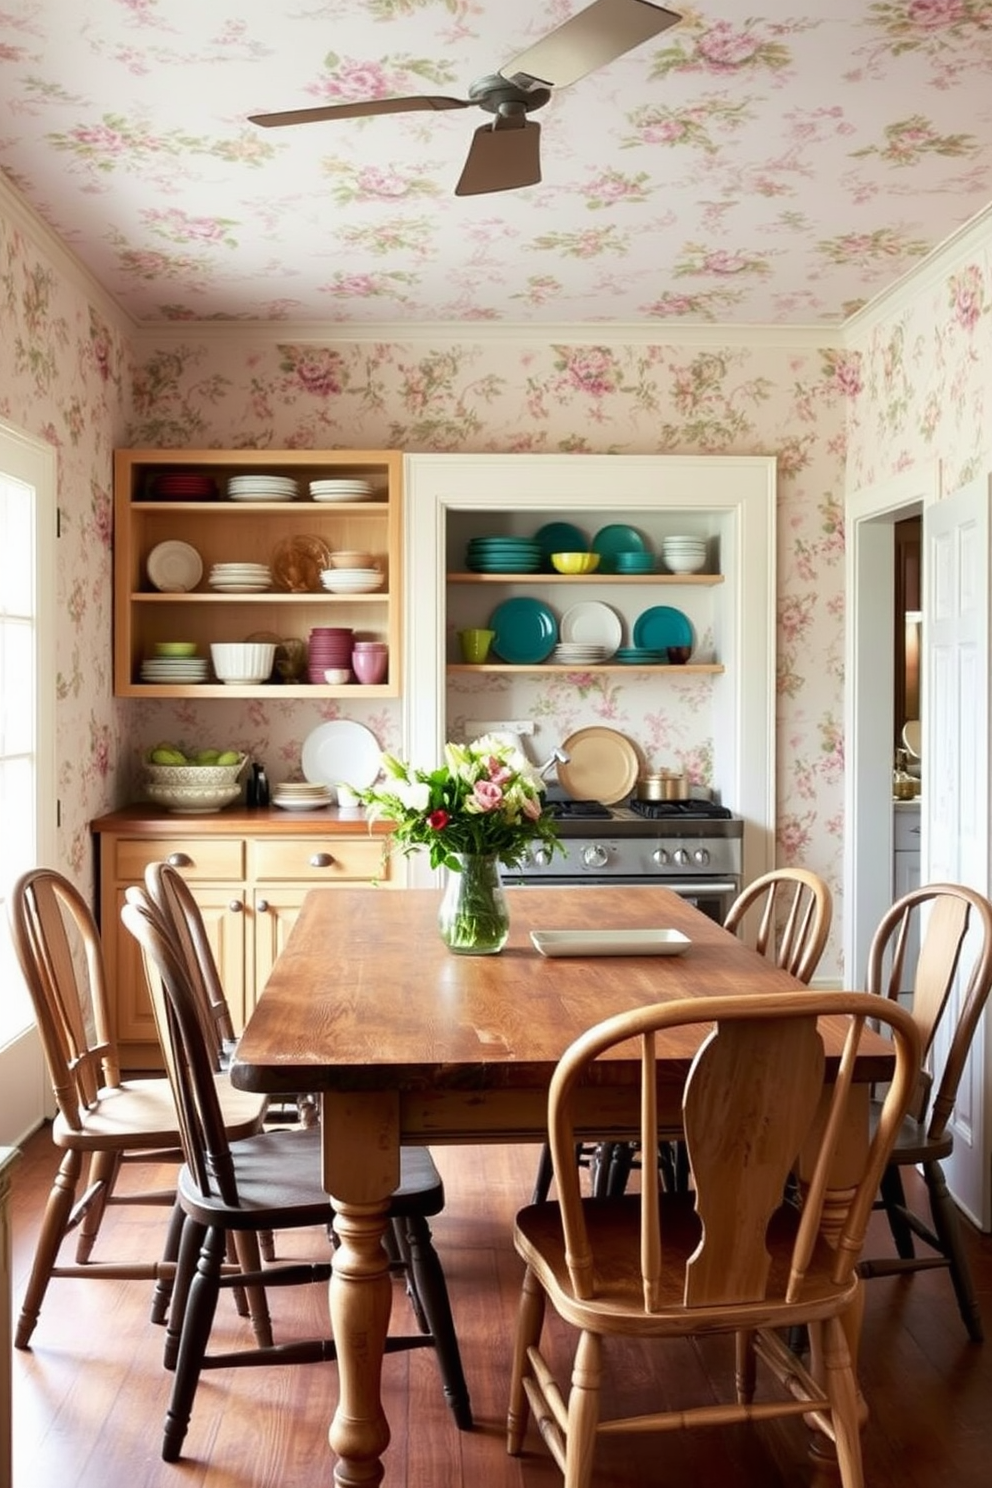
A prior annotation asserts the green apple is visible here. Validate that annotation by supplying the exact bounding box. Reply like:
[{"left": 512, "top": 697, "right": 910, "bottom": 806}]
[
  {"left": 194, "top": 749, "right": 221, "bottom": 764},
  {"left": 216, "top": 750, "right": 242, "bottom": 766}
]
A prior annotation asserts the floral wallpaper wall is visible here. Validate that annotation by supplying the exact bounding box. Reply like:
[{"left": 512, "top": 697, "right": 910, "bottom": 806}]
[
  {"left": 0, "top": 198, "right": 131, "bottom": 893},
  {"left": 846, "top": 231, "right": 992, "bottom": 491},
  {"left": 124, "top": 331, "right": 851, "bottom": 971}
]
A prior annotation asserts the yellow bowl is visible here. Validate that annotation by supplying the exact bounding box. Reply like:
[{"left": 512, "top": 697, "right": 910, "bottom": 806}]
[{"left": 551, "top": 552, "right": 600, "bottom": 575}]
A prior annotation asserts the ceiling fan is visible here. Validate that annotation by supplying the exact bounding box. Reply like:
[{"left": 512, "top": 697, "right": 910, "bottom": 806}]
[{"left": 249, "top": 0, "right": 681, "bottom": 197}]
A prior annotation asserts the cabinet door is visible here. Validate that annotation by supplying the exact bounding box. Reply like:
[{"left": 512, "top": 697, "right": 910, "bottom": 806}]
[
  {"left": 113, "top": 885, "right": 247, "bottom": 1051},
  {"left": 251, "top": 888, "right": 308, "bottom": 1016},
  {"left": 892, "top": 851, "right": 921, "bottom": 1002}
]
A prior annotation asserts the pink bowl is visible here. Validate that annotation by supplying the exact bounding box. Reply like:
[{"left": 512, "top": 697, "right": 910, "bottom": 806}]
[{"left": 352, "top": 649, "right": 388, "bottom": 685}]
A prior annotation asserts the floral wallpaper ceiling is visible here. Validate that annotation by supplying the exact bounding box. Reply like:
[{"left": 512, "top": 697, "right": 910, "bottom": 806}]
[{"left": 2, "top": 0, "right": 992, "bottom": 327}]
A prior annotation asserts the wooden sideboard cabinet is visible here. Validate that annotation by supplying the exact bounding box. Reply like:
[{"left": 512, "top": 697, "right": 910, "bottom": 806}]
[{"left": 92, "top": 808, "right": 400, "bottom": 1070}]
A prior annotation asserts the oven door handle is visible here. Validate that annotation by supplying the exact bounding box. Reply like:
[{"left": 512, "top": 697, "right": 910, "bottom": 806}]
[{"left": 666, "top": 881, "right": 739, "bottom": 896}]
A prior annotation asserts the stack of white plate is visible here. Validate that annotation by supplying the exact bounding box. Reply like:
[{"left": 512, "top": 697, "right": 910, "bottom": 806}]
[
  {"left": 661, "top": 536, "right": 707, "bottom": 574},
  {"left": 550, "top": 644, "right": 610, "bottom": 665},
  {"left": 139, "top": 657, "right": 209, "bottom": 683},
  {"left": 227, "top": 474, "right": 299, "bottom": 502},
  {"left": 270, "top": 781, "right": 334, "bottom": 811},
  {"left": 208, "top": 563, "right": 272, "bottom": 593},
  {"left": 309, "top": 478, "right": 374, "bottom": 502},
  {"left": 319, "top": 568, "right": 385, "bottom": 594}
]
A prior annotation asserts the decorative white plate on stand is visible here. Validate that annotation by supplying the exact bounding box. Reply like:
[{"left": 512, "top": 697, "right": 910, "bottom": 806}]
[{"left": 301, "top": 720, "right": 382, "bottom": 793}]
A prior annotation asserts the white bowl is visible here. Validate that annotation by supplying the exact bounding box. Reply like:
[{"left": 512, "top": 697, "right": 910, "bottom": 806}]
[
  {"left": 146, "top": 782, "right": 241, "bottom": 814},
  {"left": 324, "top": 668, "right": 352, "bottom": 684},
  {"left": 319, "top": 571, "right": 385, "bottom": 594},
  {"left": 210, "top": 642, "right": 276, "bottom": 681}
]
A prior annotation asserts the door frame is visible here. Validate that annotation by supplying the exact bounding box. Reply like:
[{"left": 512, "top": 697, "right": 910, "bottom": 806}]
[{"left": 843, "top": 463, "right": 938, "bottom": 988}]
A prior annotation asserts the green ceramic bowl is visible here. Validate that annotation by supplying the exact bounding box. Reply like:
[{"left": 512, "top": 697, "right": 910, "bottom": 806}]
[{"left": 154, "top": 640, "right": 198, "bottom": 658}]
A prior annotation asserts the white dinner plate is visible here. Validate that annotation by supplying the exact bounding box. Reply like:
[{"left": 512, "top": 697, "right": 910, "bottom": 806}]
[
  {"left": 146, "top": 540, "right": 203, "bottom": 593},
  {"left": 301, "top": 719, "right": 382, "bottom": 792},
  {"left": 558, "top": 601, "right": 623, "bottom": 656},
  {"left": 530, "top": 929, "right": 691, "bottom": 958}
]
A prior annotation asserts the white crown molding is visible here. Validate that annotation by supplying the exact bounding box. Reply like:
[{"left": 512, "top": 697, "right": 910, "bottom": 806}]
[
  {"left": 0, "top": 173, "right": 135, "bottom": 337},
  {"left": 128, "top": 317, "right": 841, "bottom": 350},
  {"left": 844, "top": 200, "right": 992, "bottom": 342}
]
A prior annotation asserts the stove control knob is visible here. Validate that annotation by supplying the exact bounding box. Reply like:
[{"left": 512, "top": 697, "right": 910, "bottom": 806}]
[
  {"left": 652, "top": 848, "right": 670, "bottom": 867},
  {"left": 531, "top": 845, "right": 554, "bottom": 867},
  {"left": 693, "top": 848, "right": 711, "bottom": 867},
  {"left": 582, "top": 843, "right": 609, "bottom": 869},
  {"left": 672, "top": 849, "right": 691, "bottom": 866}
]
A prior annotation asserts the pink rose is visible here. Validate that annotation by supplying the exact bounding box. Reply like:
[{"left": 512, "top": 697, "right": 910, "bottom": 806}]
[
  {"left": 697, "top": 23, "right": 761, "bottom": 68},
  {"left": 472, "top": 780, "right": 503, "bottom": 812}
]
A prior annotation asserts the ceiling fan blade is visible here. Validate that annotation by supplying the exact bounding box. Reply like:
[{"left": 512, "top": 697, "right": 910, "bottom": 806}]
[
  {"left": 501, "top": 0, "right": 681, "bottom": 89},
  {"left": 249, "top": 95, "right": 469, "bottom": 128},
  {"left": 454, "top": 116, "right": 541, "bottom": 197}
]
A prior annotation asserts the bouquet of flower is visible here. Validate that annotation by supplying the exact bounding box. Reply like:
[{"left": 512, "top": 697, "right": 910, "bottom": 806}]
[{"left": 357, "top": 735, "right": 562, "bottom": 872}]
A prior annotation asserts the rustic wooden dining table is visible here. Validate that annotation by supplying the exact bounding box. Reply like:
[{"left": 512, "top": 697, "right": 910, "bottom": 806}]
[{"left": 230, "top": 884, "right": 894, "bottom": 1488}]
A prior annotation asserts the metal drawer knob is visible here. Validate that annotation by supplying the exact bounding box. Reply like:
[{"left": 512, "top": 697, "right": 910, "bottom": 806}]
[
  {"left": 166, "top": 852, "right": 192, "bottom": 868},
  {"left": 229, "top": 899, "right": 244, "bottom": 913},
  {"left": 310, "top": 852, "right": 334, "bottom": 868},
  {"left": 256, "top": 899, "right": 269, "bottom": 913}
]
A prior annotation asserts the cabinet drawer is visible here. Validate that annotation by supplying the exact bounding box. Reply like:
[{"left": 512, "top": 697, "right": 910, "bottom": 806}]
[
  {"left": 253, "top": 837, "right": 389, "bottom": 883},
  {"left": 113, "top": 837, "right": 245, "bottom": 882},
  {"left": 893, "top": 809, "right": 921, "bottom": 852}
]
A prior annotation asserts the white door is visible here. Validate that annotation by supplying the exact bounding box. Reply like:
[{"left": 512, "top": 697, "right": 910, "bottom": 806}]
[
  {"left": 0, "top": 422, "right": 56, "bottom": 1147},
  {"left": 923, "top": 473, "right": 992, "bottom": 1228}
]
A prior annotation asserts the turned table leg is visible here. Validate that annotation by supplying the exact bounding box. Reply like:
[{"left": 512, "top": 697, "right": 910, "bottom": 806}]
[{"left": 322, "top": 1091, "right": 401, "bottom": 1488}]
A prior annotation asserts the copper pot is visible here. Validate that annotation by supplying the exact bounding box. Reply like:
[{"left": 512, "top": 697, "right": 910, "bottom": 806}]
[{"left": 637, "top": 771, "right": 688, "bottom": 801}]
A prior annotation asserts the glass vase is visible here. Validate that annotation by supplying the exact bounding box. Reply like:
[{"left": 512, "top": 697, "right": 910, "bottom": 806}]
[{"left": 438, "top": 854, "right": 510, "bottom": 955}]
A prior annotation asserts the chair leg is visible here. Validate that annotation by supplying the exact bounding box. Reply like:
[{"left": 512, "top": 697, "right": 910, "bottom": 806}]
[
  {"left": 163, "top": 1225, "right": 226, "bottom": 1462},
  {"left": 150, "top": 1199, "right": 187, "bottom": 1325},
  {"left": 15, "top": 1148, "right": 81, "bottom": 1349},
  {"left": 565, "top": 1330, "right": 602, "bottom": 1488},
  {"left": 231, "top": 1230, "right": 275, "bottom": 1348},
  {"left": 924, "top": 1159, "right": 984, "bottom": 1342},
  {"left": 401, "top": 1214, "right": 472, "bottom": 1429},
  {"left": 820, "top": 1314, "right": 865, "bottom": 1488},
  {"left": 879, "top": 1164, "right": 916, "bottom": 1259},
  {"left": 531, "top": 1143, "right": 554, "bottom": 1205},
  {"left": 164, "top": 1216, "right": 207, "bottom": 1371},
  {"left": 507, "top": 1264, "right": 546, "bottom": 1454},
  {"left": 75, "top": 1149, "right": 121, "bottom": 1262}
]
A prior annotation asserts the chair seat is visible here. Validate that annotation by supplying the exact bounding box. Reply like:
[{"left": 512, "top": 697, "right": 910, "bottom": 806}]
[
  {"left": 52, "top": 1074, "right": 266, "bottom": 1152},
  {"left": 177, "top": 1124, "right": 446, "bottom": 1231},
  {"left": 515, "top": 1192, "right": 857, "bottom": 1337},
  {"left": 868, "top": 1100, "right": 953, "bottom": 1165}
]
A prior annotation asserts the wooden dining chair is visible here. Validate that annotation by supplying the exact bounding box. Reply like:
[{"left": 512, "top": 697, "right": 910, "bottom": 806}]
[
  {"left": 6, "top": 867, "right": 267, "bottom": 1349},
  {"left": 121, "top": 892, "right": 472, "bottom": 1462},
  {"left": 856, "top": 881, "right": 992, "bottom": 1341},
  {"left": 508, "top": 989, "right": 921, "bottom": 1488},
  {"left": 723, "top": 866, "right": 834, "bottom": 982},
  {"left": 531, "top": 867, "right": 835, "bottom": 1205}
]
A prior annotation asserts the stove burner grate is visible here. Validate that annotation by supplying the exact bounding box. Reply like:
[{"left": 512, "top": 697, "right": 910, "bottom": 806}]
[
  {"left": 628, "top": 798, "right": 732, "bottom": 820},
  {"left": 543, "top": 799, "right": 611, "bottom": 819}
]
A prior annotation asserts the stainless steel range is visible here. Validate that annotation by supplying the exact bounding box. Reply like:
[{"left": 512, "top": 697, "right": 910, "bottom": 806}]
[{"left": 503, "top": 796, "right": 743, "bottom": 923}]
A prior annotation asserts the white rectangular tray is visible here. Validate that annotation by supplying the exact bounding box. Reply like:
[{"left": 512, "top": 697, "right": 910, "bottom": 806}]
[{"left": 530, "top": 928, "right": 691, "bottom": 959}]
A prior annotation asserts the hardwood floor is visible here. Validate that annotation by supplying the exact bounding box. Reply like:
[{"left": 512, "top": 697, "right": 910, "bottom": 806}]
[{"left": 10, "top": 1124, "right": 992, "bottom": 1487}]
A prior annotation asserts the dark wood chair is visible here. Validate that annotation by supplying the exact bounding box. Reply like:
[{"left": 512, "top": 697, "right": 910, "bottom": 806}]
[
  {"left": 508, "top": 989, "right": 921, "bottom": 1488},
  {"left": 531, "top": 867, "right": 834, "bottom": 1204},
  {"left": 6, "top": 867, "right": 266, "bottom": 1349},
  {"left": 857, "top": 881, "right": 992, "bottom": 1342},
  {"left": 121, "top": 891, "right": 472, "bottom": 1462}
]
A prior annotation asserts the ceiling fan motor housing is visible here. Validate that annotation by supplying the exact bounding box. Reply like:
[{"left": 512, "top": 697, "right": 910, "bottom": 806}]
[{"left": 468, "top": 74, "right": 552, "bottom": 116}]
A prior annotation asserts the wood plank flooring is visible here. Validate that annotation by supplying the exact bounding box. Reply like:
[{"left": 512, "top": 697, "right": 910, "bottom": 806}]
[{"left": 9, "top": 1125, "right": 992, "bottom": 1487}]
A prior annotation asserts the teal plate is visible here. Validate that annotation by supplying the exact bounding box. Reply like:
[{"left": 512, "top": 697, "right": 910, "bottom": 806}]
[
  {"left": 489, "top": 597, "right": 558, "bottom": 664},
  {"left": 632, "top": 605, "right": 693, "bottom": 652},
  {"left": 533, "top": 522, "right": 587, "bottom": 569},
  {"left": 592, "top": 524, "right": 649, "bottom": 573}
]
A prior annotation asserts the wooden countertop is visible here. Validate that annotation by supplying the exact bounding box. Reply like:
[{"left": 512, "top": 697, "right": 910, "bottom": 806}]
[{"left": 90, "top": 805, "right": 395, "bottom": 837}]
